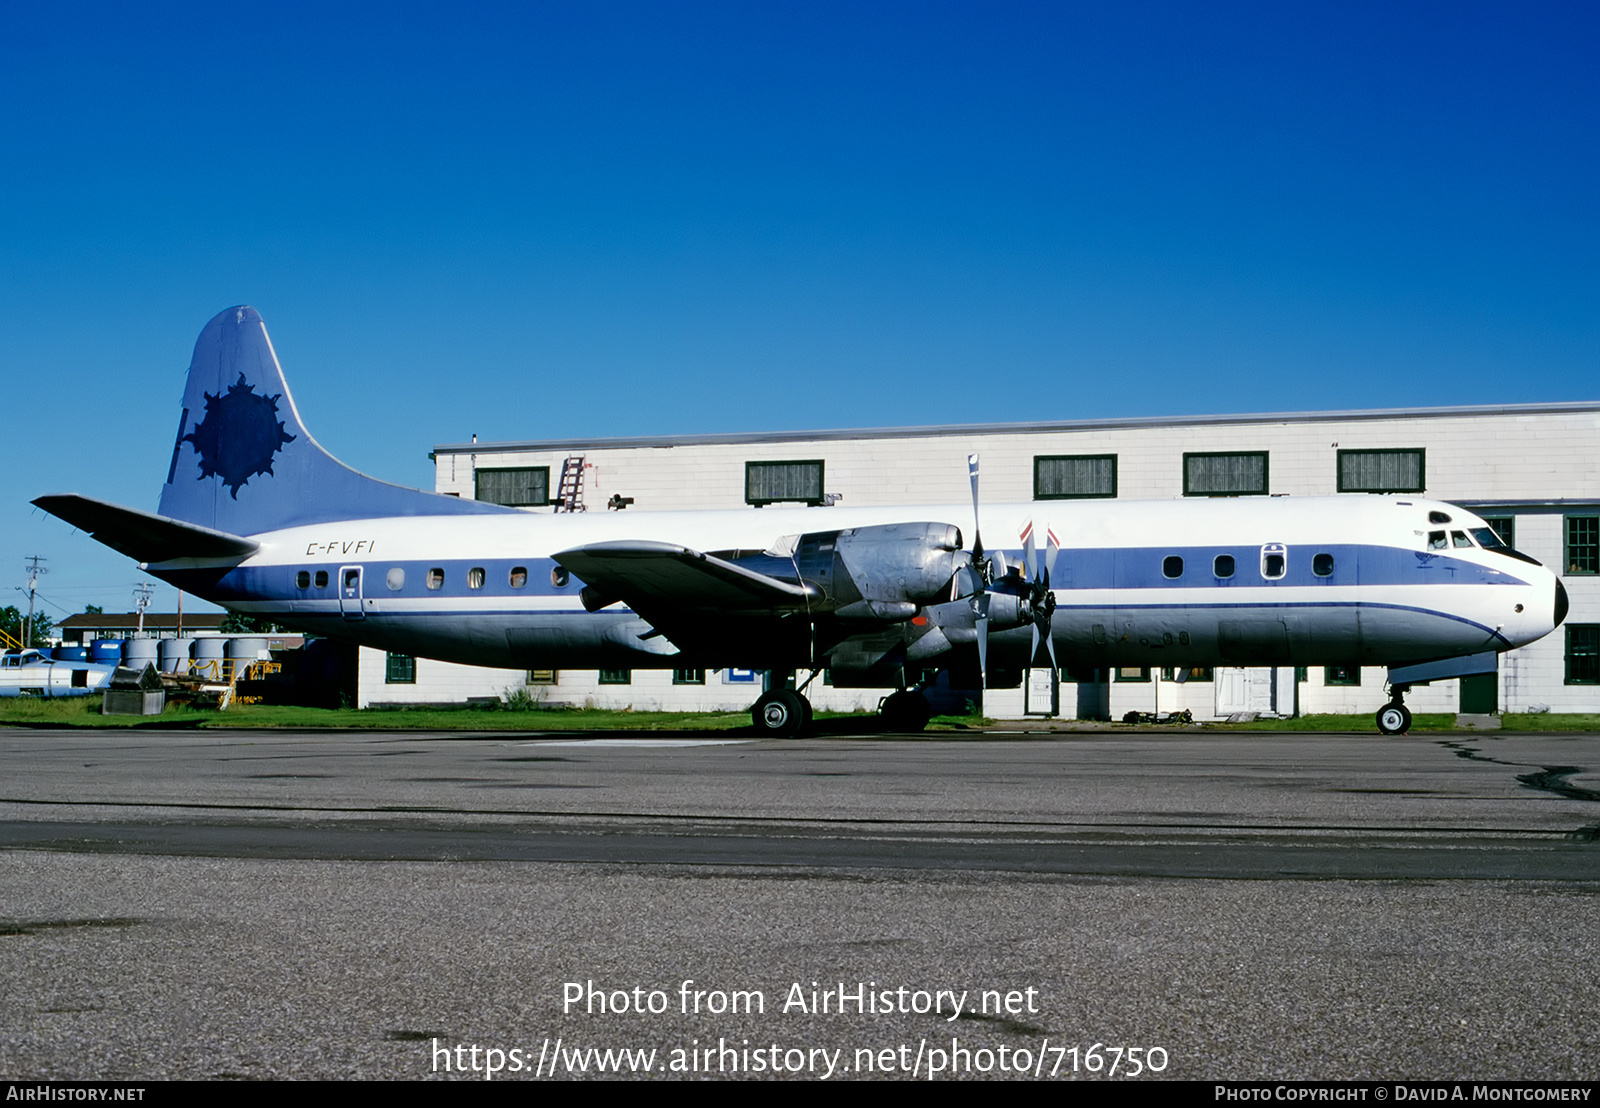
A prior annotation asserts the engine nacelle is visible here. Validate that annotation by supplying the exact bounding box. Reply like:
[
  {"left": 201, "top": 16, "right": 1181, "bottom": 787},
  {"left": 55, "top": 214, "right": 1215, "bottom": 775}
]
[{"left": 792, "top": 521, "right": 963, "bottom": 610}]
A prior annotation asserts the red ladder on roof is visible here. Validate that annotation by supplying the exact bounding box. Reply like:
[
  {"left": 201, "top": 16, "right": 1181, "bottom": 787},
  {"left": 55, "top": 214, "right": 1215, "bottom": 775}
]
[{"left": 555, "top": 455, "right": 587, "bottom": 512}]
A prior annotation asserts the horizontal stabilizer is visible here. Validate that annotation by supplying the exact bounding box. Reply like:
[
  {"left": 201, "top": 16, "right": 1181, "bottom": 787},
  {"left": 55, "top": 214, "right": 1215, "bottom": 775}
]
[
  {"left": 554, "top": 540, "right": 818, "bottom": 613},
  {"left": 34, "top": 494, "right": 260, "bottom": 563}
]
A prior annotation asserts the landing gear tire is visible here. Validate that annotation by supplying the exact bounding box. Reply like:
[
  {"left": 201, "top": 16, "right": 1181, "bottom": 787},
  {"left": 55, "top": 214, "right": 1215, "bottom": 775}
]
[
  {"left": 1376, "top": 703, "right": 1412, "bottom": 735},
  {"left": 754, "top": 690, "right": 808, "bottom": 737},
  {"left": 879, "top": 690, "right": 933, "bottom": 733}
]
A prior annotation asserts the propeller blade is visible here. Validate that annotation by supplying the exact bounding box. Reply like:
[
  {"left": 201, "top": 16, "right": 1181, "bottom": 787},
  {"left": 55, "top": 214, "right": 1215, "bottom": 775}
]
[
  {"left": 993, "top": 549, "right": 1008, "bottom": 579},
  {"left": 966, "top": 453, "right": 983, "bottom": 563},
  {"left": 1022, "top": 521, "right": 1038, "bottom": 580},
  {"left": 976, "top": 613, "right": 989, "bottom": 688}
]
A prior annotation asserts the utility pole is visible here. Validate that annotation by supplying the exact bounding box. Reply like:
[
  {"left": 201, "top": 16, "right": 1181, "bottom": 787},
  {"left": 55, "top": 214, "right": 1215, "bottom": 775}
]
[
  {"left": 132, "top": 583, "right": 153, "bottom": 636},
  {"left": 23, "top": 555, "right": 47, "bottom": 648}
]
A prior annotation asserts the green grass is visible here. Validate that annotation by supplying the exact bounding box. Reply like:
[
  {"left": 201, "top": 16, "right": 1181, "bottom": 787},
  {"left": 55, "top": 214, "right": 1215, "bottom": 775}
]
[
  {"left": 0, "top": 697, "right": 754, "bottom": 731},
  {"left": 4, "top": 698, "right": 1596, "bottom": 733}
]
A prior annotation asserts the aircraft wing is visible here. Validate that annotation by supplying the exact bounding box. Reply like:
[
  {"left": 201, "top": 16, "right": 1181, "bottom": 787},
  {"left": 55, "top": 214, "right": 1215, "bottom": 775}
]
[
  {"left": 33, "top": 494, "right": 260, "bottom": 562},
  {"left": 554, "top": 540, "right": 818, "bottom": 614}
]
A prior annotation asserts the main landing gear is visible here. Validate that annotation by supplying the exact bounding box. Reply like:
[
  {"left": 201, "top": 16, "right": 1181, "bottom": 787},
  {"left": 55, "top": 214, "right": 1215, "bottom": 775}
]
[
  {"left": 1376, "top": 684, "right": 1413, "bottom": 735},
  {"left": 878, "top": 689, "right": 933, "bottom": 733},
  {"left": 752, "top": 688, "right": 812, "bottom": 738}
]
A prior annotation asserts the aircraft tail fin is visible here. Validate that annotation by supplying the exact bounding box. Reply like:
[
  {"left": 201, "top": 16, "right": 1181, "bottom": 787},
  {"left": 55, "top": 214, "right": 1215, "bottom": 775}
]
[{"left": 156, "top": 306, "right": 511, "bottom": 535}]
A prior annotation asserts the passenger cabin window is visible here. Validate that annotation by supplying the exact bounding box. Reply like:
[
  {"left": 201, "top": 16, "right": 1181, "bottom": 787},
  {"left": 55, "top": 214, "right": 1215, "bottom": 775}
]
[
  {"left": 468, "top": 567, "right": 486, "bottom": 590},
  {"left": 1312, "top": 553, "right": 1334, "bottom": 577},
  {"left": 475, "top": 467, "right": 550, "bottom": 507},
  {"left": 1162, "top": 556, "right": 1183, "bottom": 579},
  {"left": 1034, "top": 455, "right": 1117, "bottom": 499},
  {"left": 314, "top": 570, "right": 329, "bottom": 588},
  {"left": 509, "top": 567, "right": 528, "bottom": 589},
  {"left": 385, "top": 568, "right": 405, "bottom": 591},
  {"left": 1337, "top": 449, "right": 1426, "bottom": 494},
  {"left": 745, "top": 460, "right": 826, "bottom": 506},
  {"left": 551, "top": 567, "right": 570, "bottom": 587},
  {"left": 427, "top": 568, "right": 444, "bottom": 590},
  {"left": 296, "top": 571, "right": 310, "bottom": 589},
  {"left": 1261, "top": 544, "right": 1286, "bottom": 579},
  {"left": 1213, "top": 554, "right": 1235, "bottom": 578},
  {"left": 1184, "top": 452, "right": 1268, "bottom": 497}
]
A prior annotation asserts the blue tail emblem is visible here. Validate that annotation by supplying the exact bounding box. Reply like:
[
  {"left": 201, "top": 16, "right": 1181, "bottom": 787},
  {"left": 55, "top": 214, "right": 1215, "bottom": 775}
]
[{"left": 158, "top": 306, "right": 511, "bottom": 534}]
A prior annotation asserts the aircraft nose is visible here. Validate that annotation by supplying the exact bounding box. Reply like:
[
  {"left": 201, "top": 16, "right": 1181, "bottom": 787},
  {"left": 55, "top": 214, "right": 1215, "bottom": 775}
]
[{"left": 1555, "top": 577, "right": 1569, "bottom": 628}]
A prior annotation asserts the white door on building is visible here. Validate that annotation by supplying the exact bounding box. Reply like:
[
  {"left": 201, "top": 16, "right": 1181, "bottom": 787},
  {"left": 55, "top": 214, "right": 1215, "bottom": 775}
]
[{"left": 1215, "top": 668, "right": 1277, "bottom": 715}]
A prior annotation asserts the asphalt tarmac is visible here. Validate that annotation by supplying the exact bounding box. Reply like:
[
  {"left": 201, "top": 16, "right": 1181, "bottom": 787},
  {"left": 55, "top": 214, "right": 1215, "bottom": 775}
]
[{"left": 3, "top": 725, "right": 1599, "bottom": 1080}]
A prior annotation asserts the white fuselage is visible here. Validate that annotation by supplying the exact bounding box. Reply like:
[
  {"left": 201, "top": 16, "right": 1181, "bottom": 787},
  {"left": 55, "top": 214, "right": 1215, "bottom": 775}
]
[{"left": 150, "top": 494, "right": 1562, "bottom": 677}]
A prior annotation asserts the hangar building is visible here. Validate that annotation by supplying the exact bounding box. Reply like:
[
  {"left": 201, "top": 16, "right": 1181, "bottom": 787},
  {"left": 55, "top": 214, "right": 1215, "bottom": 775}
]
[{"left": 353, "top": 400, "right": 1599, "bottom": 720}]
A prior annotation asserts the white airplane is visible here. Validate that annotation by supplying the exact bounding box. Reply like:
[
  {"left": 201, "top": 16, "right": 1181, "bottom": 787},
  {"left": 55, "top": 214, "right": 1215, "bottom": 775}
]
[{"left": 34, "top": 307, "right": 1568, "bottom": 735}]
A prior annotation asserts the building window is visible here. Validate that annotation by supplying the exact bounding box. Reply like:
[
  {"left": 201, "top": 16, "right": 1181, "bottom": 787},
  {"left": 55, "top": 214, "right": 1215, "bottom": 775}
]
[
  {"left": 598, "top": 668, "right": 631, "bottom": 685},
  {"left": 1566, "top": 626, "right": 1600, "bottom": 685},
  {"left": 1337, "top": 449, "right": 1425, "bottom": 493},
  {"left": 475, "top": 467, "right": 550, "bottom": 506},
  {"left": 1114, "top": 667, "right": 1150, "bottom": 682},
  {"left": 1324, "top": 665, "right": 1361, "bottom": 686},
  {"left": 673, "top": 669, "right": 706, "bottom": 685},
  {"left": 1480, "top": 516, "right": 1515, "bottom": 550},
  {"left": 1566, "top": 517, "right": 1598, "bottom": 575},
  {"left": 1062, "top": 665, "right": 1108, "bottom": 683},
  {"left": 526, "top": 670, "right": 558, "bottom": 685},
  {"left": 746, "top": 460, "right": 825, "bottom": 506},
  {"left": 385, "top": 653, "right": 416, "bottom": 684},
  {"left": 1184, "top": 452, "right": 1268, "bottom": 496},
  {"left": 1034, "top": 455, "right": 1116, "bottom": 499},
  {"left": 1161, "top": 667, "right": 1213, "bottom": 682}
]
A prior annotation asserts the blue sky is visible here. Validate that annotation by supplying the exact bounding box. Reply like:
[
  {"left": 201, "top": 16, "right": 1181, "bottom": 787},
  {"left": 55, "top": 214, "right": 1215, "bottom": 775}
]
[{"left": 3, "top": 1, "right": 1596, "bottom": 619}]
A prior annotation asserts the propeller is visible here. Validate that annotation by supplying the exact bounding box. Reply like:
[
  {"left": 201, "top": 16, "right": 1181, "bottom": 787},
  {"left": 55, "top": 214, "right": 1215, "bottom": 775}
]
[
  {"left": 966, "top": 454, "right": 990, "bottom": 685},
  {"left": 1020, "top": 520, "right": 1058, "bottom": 670},
  {"left": 961, "top": 455, "right": 1060, "bottom": 685}
]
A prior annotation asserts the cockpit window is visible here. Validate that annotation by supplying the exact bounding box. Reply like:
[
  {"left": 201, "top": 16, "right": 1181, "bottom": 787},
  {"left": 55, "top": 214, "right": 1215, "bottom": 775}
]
[
  {"left": 1470, "top": 527, "right": 1507, "bottom": 549},
  {"left": 1429, "top": 511, "right": 1452, "bottom": 524},
  {"left": 1427, "top": 531, "right": 1447, "bottom": 550},
  {"left": 1451, "top": 531, "right": 1473, "bottom": 548}
]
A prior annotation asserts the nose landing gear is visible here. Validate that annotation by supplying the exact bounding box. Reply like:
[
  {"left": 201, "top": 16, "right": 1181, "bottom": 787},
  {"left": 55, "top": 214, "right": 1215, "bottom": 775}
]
[{"left": 1376, "top": 684, "right": 1413, "bottom": 735}]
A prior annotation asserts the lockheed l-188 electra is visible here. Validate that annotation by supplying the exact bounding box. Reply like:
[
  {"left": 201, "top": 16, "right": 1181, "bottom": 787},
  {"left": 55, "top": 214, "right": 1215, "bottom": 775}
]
[{"left": 34, "top": 307, "right": 1567, "bottom": 735}]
